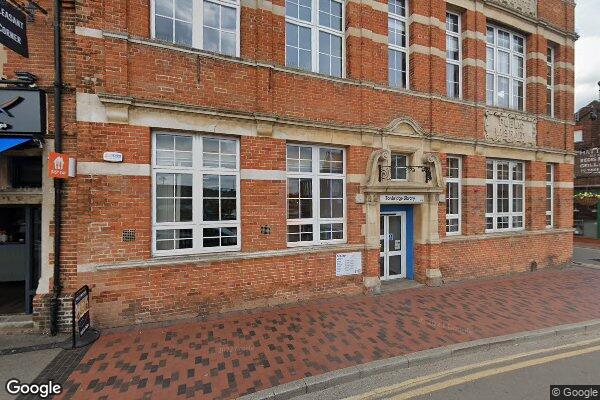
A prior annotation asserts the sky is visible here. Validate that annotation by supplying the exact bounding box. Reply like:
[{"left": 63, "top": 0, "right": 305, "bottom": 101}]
[{"left": 575, "top": 0, "right": 600, "bottom": 110}]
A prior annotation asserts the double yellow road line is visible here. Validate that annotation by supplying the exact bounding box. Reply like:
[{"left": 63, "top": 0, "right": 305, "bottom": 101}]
[{"left": 346, "top": 337, "right": 600, "bottom": 400}]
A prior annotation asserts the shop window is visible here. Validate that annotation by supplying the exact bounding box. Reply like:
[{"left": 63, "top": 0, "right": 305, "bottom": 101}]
[
  {"left": 285, "top": 0, "right": 344, "bottom": 77},
  {"left": 485, "top": 159, "right": 525, "bottom": 232},
  {"left": 152, "top": 0, "right": 240, "bottom": 57},
  {"left": 286, "top": 144, "right": 346, "bottom": 245},
  {"left": 0, "top": 207, "right": 26, "bottom": 244},
  {"left": 152, "top": 132, "right": 240, "bottom": 255},
  {"left": 10, "top": 157, "right": 42, "bottom": 188}
]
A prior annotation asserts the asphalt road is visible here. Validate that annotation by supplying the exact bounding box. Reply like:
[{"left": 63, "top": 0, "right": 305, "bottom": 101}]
[
  {"left": 297, "top": 328, "right": 600, "bottom": 400},
  {"left": 573, "top": 245, "right": 600, "bottom": 266}
]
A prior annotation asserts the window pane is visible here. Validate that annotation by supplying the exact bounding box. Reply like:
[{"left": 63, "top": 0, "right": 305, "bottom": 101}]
[
  {"left": 486, "top": 73, "right": 494, "bottom": 105},
  {"left": 497, "top": 162, "right": 509, "bottom": 180},
  {"left": 497, "top": 183, "right": 509, "bottom": 212},
  {"left": 486, "top": 47, "right": 494, "bottom": 71},
  {"left": 513, "top": 80, "right": 524, "bottom": 111},
  {"left": 287, "top": 145, "right": 313, "bottom": 172},
  {"left": 319, "top": 148, "right": 343, "bottom": 173},
  {"left": 388, "top": 49, "right": 407, "bottom": 89},
  {"left": 513, "top": 35, "right": 524, "bottom": 53},
  {"left": 446, "top": 36, "right": 459, "bottom": 61},
  {"left": 287, "top": 178, "right": 313, "bottom": 219},
  {"left": 320, "top": 179, "right": 343, "bottom": 218},
  {"left": 318, "top": 31, "right": 342, "bottom": 77},
  {"left": 497, "top": 76, "right": 510, "bottom": 108},
  {"left": 486, "top": 183, "right": 493, "bottom": 213},
  {"left": 388, "top": 18, "right": 406, "bottom": 48},
  {"left": 512, "top": 216, "right": 523, "bottom": 228},
  {"left": 447, "top": 157, "right": 460, "bottom": 178},
  {"left": 156, "top": 229, "right": 193, "bottom": 251},
  {"left": 156, "top": 198, "right": 175, "bottom": 222},
  {"left": 156, "top": 173, "right": 192, "bottom": 222},
  {"left": 498, "top": 51, "right": 510, "bottom": 74},
  {"left": 446, "top": 13, "right": 459, "bottom": 33},
  {"left": 203, "top": 2, "right": 237, "bottom": 55},
  {"left": 286, "top": 23, "right": 312, "bottom": 71},
  {"left": 513, "top": 55, "right": 524, "bottom": 78},
  {"left": 221, "top": 6, "right": 236, "bottom": 30},
  {"left": 486, "top": 26, "right": 494, "bottom": 44},
  {"left": 498, "top": 30, "right": 510, "bottom": 48},
  {"left": 175, "top": 0, "right": 192, "bottom": 20},
  {"left": 513, "top": 162, "right": 524, "bottom": 181},
  {"left": 175, "top": 21, "right": 192, "bottom": 46},
  {"left": 203, "top": 27, "right": 219, "bottom": 52},
  {"left": 204, "top": 1, "right": 219, "bottom": 28},
  {"left": 287, "top": 224, "right": 313, "bottom": 242},
  {"left": 221, "top": 31, "right": 236, "bottom": 56},
  {"left": 391, "top": 154, "right": 407, "bottom": 180},
  {"left": 320, "top": 223, "right": 343, "bottom": 240},
  {"left": 513, "top": 184, "right": 523, "bottom": 212},
  {"left": 447, "top": 63, "right": 460, "bottom": 98},
  {"left": 319, "top": 0, "right": 342, "bottom": 31},
  {"left": 203, "top": 227, "right": 237, "bottom": 247},
  {"left": 388, "top": 0, "right": 405, "bottom": 16},
  {"left": 446, "top": 218, "right": 459, "bottom": 233},
  {"left": 156, "top": 0, "right": 173, "bottom": 16},
  {"left": 155, "top": 15, "right": 174, "bottom": 43}
]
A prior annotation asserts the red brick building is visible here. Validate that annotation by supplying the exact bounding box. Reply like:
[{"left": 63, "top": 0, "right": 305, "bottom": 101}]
[
  {"left": 575, "top": 100, "right": 600, "bottom": 191},
  {"left": 0, "top": 0, "right": 575, "bottom": 330}
]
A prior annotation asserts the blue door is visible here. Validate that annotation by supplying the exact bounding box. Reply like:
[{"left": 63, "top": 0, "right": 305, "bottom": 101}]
[{"left": 379, "top": 205, "right": 414, "bottom": 280}]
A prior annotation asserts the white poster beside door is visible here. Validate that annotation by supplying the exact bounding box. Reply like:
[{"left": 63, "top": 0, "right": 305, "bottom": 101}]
[{"left": 335, "top": 252, "right": 362, "bottom": 276}]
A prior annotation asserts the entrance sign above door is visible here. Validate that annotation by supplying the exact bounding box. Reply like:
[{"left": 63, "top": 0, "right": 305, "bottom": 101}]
[
  {"left": 335, "top": 252, "right": 362, "bottom": 276},
  {"left": 380, "top": 194, "right": 425, "bottom": 204},
  {"left": 0, "top": 0, "right": 28, "bottom": 57}
]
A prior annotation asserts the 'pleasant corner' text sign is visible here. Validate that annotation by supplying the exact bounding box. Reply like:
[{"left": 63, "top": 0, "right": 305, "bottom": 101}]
[{"left": 0, "top": 0, "right": 28, "bottom": 57}]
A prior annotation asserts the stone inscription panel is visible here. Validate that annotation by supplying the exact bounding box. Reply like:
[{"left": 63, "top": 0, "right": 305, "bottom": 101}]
[{"left": 484, "top": 110, "right": 537, "bottom": 147}]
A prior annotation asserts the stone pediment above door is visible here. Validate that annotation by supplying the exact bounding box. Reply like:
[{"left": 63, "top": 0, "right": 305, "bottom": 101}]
[{"left": 383, "top": 117, "right": 429, "bottom": 138}]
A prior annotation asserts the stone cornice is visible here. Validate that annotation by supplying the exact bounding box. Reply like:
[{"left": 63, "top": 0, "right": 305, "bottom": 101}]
[{"left": 91, "top": 92, "right": 575, "bottom": 160}]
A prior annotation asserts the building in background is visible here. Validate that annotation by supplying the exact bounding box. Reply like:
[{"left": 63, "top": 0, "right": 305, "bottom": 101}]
[
  {"left": 0, "top": 0, "right": 576, "bottom": 331},
  {"left": 574, "top": 98, "right": 600, "bottom": 237}
]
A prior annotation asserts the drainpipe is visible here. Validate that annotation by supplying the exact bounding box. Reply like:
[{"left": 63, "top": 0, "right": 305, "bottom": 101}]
[{"left": 50, "top": 0, "right": 62, "bottom": 336}]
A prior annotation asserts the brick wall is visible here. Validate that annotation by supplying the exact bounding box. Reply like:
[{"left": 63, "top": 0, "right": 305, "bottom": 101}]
[{"left": 0, "top": 0, "right": 576, "bottom": 329}]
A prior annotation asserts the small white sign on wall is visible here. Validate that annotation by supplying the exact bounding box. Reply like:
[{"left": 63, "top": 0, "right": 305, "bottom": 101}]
[
  {"left": 336, "top": 252, "right": 362, "bottom": 276},
  {"left": 380, "top": 194, "right": 425, "bottom": 204},
  {"left": 103, "top": 152, "right": 123, "bottom": 163}
]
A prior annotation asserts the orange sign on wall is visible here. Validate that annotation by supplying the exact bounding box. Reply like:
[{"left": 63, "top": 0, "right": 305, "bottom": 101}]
[{"left": 48, "top": 152, "right": 75, "bottom": 179}]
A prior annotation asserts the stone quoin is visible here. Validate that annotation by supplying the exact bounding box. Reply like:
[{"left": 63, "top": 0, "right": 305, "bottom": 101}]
[{"left": 0, "top": 0, "right": 575, "bottom": 330}]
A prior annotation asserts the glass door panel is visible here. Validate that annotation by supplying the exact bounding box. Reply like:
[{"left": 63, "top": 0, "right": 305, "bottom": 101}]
[{"left": 380, "top": 213, "right": 406, "bottom": 280}]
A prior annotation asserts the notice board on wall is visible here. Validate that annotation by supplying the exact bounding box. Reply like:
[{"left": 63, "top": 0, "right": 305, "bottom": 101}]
[{"left": 335, "top": 252, "right": 362, "bottom": 276}]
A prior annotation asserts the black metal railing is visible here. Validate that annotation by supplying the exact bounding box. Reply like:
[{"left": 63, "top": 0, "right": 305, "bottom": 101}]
[{"left": 379, "top": 165, "right": 432, "bottom": 183}]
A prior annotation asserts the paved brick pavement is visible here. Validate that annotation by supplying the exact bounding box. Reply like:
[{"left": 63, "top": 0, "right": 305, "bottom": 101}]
[{"left": 57, "top": 268, "right": 600, "bottom": 400}]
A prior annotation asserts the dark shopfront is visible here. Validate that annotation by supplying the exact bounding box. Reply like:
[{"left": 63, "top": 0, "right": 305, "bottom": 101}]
[
  {"left": 0, "top": 205, "right": 41, "bottom": 314},
  {"left": 0, "top": 87, "right": 47, "bottom": 315}
]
